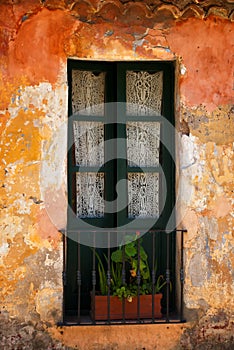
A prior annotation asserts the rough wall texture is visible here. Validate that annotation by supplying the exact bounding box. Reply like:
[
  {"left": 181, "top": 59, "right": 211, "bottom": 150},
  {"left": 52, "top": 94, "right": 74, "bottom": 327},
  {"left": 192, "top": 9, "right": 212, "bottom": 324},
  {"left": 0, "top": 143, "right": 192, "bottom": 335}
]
[{"left": 0, "top": 0, "right": 233, "bottom": 349}]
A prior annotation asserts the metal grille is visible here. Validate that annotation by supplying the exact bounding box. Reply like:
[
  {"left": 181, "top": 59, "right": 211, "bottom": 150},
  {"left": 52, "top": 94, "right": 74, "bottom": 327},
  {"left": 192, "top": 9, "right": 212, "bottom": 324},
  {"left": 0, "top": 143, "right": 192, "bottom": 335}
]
[{"left": 62, "top": 229, "right": 186, "bottom": 325}]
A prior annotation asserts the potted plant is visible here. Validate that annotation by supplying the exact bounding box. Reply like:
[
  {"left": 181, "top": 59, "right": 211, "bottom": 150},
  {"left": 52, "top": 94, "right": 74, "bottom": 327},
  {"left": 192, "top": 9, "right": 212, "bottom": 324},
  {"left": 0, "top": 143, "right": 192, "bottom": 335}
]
[{"left": 91, "top": 232, "right": 167, "bottom": 320}]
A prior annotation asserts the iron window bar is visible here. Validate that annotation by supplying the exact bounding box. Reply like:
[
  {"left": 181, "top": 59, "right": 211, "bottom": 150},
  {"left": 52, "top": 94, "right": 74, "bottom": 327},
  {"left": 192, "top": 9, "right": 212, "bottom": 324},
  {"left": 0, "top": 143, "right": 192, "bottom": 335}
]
[{"left": 61, "top": 229, "right": 187, "bottom": 326}]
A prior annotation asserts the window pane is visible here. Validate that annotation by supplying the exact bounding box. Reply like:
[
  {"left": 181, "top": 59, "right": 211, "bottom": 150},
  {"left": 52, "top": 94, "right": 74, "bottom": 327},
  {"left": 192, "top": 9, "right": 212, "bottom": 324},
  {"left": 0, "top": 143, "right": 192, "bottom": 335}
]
[
  {"left": 73, "top": 121, "right": 104, "bottom": 166},
  {"left": 72, "top": 70, "right": 105, "bottom": 115},
  {"left": 127, "top": 122, "right": 160, "bottom": 167},
  {"left": 128, "top": 173, "right": 159, "bottom": 218},
  {"left": 76, "top": 172, "right": 104, "bottom": 218},
  {"left": 126, "top": 71, "right": 163, "bottom": 116}
]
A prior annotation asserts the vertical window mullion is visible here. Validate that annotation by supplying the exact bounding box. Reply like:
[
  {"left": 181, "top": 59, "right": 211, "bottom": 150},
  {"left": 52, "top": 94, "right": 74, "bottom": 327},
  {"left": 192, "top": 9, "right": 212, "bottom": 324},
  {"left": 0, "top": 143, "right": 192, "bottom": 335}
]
[{"left": 116, "top": 63, "right": 128, "bottom": 228}]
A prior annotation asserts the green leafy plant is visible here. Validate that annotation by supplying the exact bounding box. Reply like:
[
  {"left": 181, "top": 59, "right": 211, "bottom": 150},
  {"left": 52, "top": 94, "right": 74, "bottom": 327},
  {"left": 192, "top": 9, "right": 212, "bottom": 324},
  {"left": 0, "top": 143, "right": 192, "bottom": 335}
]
[
  {"left": 94, "top": 233, "right": 168, "bottom": 301},
  {"left": 94, "top": 249, "right": 108, "bottom": 295},
  {"left": 94, "top": 248, "right": 122, "bottom": 295}
]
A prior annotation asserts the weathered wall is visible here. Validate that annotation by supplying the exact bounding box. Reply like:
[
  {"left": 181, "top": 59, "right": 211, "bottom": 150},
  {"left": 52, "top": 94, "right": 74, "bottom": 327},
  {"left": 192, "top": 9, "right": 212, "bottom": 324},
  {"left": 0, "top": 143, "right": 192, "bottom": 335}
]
[{"left": 0, "top": 1, "right": 233, "bottom": 349}]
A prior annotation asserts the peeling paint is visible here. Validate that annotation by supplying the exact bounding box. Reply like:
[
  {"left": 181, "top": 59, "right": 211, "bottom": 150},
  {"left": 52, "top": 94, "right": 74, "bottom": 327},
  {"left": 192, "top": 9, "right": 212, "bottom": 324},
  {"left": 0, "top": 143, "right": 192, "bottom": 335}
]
[{"left": 0, "top": 1, "right": 233, "bottom": 348}]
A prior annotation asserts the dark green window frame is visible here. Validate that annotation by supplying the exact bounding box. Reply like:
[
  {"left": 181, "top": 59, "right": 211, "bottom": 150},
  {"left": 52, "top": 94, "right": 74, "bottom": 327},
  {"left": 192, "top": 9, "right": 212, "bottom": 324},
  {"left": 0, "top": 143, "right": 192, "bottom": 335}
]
[
  {"left": 66, "top": 60, "right": 175, "bottom": 315},
  {"left": 67, "top": 60, "right": 175, "bottom": 231}
]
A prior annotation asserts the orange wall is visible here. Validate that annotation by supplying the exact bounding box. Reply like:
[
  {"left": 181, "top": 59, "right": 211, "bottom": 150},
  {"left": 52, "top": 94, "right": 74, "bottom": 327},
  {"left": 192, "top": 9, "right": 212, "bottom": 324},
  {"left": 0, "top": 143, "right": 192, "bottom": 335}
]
[{"left": 0, "top": 1, "right": 233, "bottom": 348}]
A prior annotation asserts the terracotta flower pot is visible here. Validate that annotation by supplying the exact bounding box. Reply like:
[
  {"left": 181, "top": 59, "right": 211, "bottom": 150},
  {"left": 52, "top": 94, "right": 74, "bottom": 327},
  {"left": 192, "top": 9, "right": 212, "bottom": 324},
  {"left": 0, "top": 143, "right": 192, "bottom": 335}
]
[{"left": 91, "top": 294, "right": 162, "bottom": 320}]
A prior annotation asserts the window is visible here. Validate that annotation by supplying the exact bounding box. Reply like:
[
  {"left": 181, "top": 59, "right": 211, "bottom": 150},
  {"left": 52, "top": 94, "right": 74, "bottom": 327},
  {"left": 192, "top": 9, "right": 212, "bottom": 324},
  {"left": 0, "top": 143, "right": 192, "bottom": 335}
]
[{"left": 65, "top": 60, "right": 176, "bottom": 322}]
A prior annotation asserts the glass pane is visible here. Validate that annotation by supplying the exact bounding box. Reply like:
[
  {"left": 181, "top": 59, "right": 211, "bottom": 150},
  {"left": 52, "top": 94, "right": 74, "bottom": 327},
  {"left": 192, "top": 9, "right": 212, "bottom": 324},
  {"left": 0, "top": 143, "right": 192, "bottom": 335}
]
[
  {"left": 126, "top": 71, "right": 163, "bottom": 116},
  {"left": 127, "top": 122, "right": 160, "bottom": 167},
  {"left": 73, "top": 121, "right": 104, "bottom": 166},
  {"left": 76, "top": 172, "right": 104, "bottom": 218},
  {"left": 128, "top": 173, "right": 159, "bottom": 218},
  {"left": 72, "top": 70, "right": 105, "bottom": 115}
]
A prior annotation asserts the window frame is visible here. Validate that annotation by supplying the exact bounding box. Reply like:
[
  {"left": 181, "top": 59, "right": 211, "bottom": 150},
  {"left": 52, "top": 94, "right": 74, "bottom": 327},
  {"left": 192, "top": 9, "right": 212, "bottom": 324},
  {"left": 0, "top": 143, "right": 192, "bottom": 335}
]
[{"left": 67, "top": 60, "right": 175, "bottom": 232}]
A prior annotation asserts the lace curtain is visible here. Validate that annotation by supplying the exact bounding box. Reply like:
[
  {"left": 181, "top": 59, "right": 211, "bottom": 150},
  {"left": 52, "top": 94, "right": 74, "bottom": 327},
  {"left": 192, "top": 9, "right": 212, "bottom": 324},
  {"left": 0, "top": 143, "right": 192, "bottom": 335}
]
[
  {"left": 73, "top": 121, "right": 104, "bottom": 167},
  {"left": 72, "top": 70, "right": 105, "bottom": 116},
  {"left": 72, "top": 70, "right": 105, "bottom": 217},
  {"left": 76, "top": 173, "right": 104, "bottom": 218},
  {"left": 126, "top": 71, "right": 163, "bottom": 116},
  {"left": 127, "top": 122, "right": 160, "bottom": 167},
  {"left": 72, "top": 68, "right": 162, "bottom": 219},
  {"left": 128, "top": 173, "right": 159, "bottom": 218}
]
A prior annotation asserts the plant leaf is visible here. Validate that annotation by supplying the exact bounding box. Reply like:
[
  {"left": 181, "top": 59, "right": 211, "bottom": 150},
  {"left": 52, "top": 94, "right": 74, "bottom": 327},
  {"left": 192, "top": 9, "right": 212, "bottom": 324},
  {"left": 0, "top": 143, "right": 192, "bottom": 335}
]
[
  {"left": 125, "top": 244, "right": 136, "bottom": 257},
  {"left": 111, "top": 249, "right": 122, "bottom": 263}
]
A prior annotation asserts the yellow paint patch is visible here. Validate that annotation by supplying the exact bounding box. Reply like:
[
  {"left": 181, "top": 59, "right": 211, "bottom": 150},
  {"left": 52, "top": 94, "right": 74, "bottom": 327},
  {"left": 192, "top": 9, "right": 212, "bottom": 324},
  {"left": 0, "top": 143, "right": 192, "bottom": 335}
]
[{"left": 0, "top": 72, "right": 29, "bottom": 110}]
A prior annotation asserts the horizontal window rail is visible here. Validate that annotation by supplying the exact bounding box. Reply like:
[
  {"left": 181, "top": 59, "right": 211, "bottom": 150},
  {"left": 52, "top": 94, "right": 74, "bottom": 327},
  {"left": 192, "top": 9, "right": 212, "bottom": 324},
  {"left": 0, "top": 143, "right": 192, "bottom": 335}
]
[{"left": 62, "top": 229, "right": 186, "bottom": 325}]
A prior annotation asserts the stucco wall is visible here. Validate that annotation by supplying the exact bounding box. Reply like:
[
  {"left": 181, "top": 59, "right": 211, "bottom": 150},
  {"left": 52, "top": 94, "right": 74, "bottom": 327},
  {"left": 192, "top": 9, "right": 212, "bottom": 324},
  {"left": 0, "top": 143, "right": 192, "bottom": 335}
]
[{"left": 0, "top": 1, "right": 233, "bottom": 349}]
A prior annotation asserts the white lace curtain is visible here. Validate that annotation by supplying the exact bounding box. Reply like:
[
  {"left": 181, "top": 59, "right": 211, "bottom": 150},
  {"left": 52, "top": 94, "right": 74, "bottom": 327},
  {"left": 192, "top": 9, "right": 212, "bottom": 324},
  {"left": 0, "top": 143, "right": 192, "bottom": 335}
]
[{"left": 72, "top": 69, "right": 163, "bottom": 218}]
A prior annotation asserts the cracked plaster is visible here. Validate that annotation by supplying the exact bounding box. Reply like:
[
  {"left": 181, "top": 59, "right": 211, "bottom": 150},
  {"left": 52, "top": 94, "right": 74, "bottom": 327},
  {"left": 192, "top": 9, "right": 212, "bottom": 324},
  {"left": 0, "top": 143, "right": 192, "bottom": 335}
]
[{"left": 0, "top": 0, "right": 233, "bottom": 348}]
